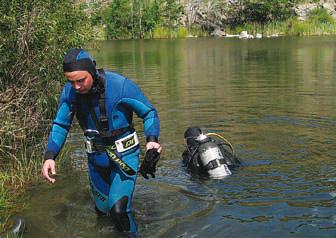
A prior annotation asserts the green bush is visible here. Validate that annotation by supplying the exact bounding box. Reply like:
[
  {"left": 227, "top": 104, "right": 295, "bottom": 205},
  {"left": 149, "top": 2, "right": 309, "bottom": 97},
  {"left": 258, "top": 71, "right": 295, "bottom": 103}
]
[
  {"left": 0, "top": 0, "right": 93, "bottom": 231},
  {"left": 103, "top": 0, "right": 183, "bottom": 39},
  {"left": 189, "top": 26, "right": 208, "bottom": 37},
  {"left": 308, "top": 8, "right": 335, "bottom": 24},
  {"left": 153, "top": 26, "right": 170, "bottom": 38},
  {"left": 227, "top": 0, "right": 296, "bottom": 26},
  {"left": 175, "top": 26, "right": 188, "bottom": 38}
]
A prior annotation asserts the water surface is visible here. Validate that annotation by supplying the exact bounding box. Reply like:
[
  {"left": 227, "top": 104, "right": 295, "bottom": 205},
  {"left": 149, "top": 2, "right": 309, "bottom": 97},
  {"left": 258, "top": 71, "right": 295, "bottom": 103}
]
[{"left": 24, "top": 37, "right": 336, "bottom": 237}]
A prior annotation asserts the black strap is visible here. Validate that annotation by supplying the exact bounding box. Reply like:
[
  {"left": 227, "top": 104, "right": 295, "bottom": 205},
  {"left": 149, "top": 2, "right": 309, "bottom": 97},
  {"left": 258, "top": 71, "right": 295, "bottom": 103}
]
[
  {"left": 74, "top": 94, "right": 87, "bottom": 131},
  {"left": 73, "top": 69, "right": 109, "bottom": 136},
  {"left": 86, "top": 94, "right": 103, "bottom": 132},
  {"left": 73, "top": 69, "right": 134, "bottom": 142},
  {"left": 205, "top": 158, "right": 226, "bottom": 170},
  {"left": 97, "top": 69, "right": 109, "bottom": 134}
]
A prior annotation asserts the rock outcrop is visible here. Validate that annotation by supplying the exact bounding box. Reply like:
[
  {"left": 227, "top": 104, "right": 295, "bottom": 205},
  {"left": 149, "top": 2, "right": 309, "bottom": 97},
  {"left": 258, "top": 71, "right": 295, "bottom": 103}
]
[
  {"left": 181, "top": 0, "right": 336, "bottom": 37},
  {"left": 294, "top": 0, "right": 336, "bottom": 20}
]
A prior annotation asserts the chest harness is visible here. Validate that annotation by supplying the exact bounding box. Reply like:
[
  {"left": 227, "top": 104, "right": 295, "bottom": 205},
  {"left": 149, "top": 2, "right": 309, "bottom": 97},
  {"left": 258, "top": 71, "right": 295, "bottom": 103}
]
[{"left": 72, "top": 69, "right": 137, "bottom": 179}]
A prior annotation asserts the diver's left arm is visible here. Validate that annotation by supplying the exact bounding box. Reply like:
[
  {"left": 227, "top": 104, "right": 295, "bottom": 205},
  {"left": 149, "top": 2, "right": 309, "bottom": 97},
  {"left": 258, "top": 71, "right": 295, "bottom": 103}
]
[{"left": 120, "top": 79, "right": 162, "bottom": 153}]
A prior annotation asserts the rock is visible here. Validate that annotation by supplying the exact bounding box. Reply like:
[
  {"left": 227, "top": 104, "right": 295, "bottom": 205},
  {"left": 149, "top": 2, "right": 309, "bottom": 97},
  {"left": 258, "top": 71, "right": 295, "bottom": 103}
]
[
  {"left": 181, "top": 1, "right": 336, "bottom": 36},
  {"left": 294, "top": 1, "right": 336, "bottom": 21},
  {"left": 256, "top": 33, "right": 262, "bottom": 39},
  {"left": 225, "top": 34, "right": 240, "bottom": 38},
  {"left": 211, "top": 28, "right": 226, "bottom": 37},
  {"left": 239, "top": 31, "right": 254, "bottom": 39},
  {"left": 267, "top": 33, "right": 279, "bottom": 38}
]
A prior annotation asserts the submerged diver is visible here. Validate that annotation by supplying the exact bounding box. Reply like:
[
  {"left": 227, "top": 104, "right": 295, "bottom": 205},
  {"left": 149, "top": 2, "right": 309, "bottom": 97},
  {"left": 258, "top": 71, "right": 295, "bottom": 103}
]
[
  {"left": 41, "top": 48, "right": 162, "bottom": 236},
  {"left": 182, "top": 127, "right": 240, "bottom": 178}
]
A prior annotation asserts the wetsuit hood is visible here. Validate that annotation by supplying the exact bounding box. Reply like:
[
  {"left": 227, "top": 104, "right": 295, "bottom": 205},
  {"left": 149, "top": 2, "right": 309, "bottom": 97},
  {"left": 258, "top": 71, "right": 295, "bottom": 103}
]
[
  {"left": 184, "top": 126, "right": 202, "bottom": 139},
  {"left": 184, "top": 126, "right": 203, "bottom": 146},
  {"left": 63, "top": 48, "right": 98, "bottom": 80}
]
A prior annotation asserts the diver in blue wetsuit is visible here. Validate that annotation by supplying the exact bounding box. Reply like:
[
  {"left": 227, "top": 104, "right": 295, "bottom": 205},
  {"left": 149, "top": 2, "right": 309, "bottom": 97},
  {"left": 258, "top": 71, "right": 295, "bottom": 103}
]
[{"left": 41, "top": 48, "right": 162, "bottom": 236}]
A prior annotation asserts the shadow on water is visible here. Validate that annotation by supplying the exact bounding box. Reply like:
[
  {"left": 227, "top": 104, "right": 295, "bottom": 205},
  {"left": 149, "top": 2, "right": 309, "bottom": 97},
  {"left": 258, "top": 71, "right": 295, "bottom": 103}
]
[{"left": 22, "top": 37, "right": 336, "bottom": 237}]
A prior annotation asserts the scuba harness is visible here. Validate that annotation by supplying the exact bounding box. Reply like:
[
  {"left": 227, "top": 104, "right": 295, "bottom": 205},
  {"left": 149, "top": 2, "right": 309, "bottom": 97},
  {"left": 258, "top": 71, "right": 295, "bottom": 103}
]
[
  {"left": 183, "top": 127, "right": 240, "bottom": 178},
  {"left": 72, "top": 69, "right": 137, "bottom": 178}
]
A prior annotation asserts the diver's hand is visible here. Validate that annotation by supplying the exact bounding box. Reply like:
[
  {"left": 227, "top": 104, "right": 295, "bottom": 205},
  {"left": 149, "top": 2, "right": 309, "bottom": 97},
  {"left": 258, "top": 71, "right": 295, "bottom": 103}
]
[
  {"left": 41, "top": 159, "right": 56, "bottom": 183},
  {"left": 146, "top": 142, "right": 162, "bottom": 154},
  {"left": 139, "top": 148, "right": 160, "bottom": 179}
]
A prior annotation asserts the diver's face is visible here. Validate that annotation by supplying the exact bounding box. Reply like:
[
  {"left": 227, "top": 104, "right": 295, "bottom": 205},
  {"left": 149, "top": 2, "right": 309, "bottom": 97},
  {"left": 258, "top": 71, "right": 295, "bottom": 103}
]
[{"left": 64, "top": 70, "right": 93, "bottom": 94}]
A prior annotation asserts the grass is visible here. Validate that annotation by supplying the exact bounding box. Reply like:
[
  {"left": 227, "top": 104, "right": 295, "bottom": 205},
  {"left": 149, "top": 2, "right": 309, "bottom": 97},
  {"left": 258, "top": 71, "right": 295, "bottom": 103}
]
[
  {"left": 0, "top": 145, "right": 71, "bottom": 234},
  {"left": 224, "top": 17, "right": 336, "bottom": 37},
  {"left": 224, "top": 8, "right": 336, "bottom": 37},
  {"left": 150, "top": 26, "right": 208, "bottom": 39}
]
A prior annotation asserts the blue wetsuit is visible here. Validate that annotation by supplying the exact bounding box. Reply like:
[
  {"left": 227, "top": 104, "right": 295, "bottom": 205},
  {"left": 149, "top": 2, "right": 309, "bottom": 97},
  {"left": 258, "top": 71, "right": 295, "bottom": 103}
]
[{"left": 45, "top": 70, "right": 160, "bottom": 234}]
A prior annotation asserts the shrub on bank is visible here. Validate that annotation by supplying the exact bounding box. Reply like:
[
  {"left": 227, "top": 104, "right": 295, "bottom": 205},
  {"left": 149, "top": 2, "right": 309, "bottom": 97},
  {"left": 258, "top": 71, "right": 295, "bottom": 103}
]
[
  {"left": 103, "top": 0, "right": 184, "bottom": 39},
  {"left": 224, "top": 8, "right": 336, "bottom": 37},
  {"left": 0, "top": 0, "right": 93, "bottom": 232},
  {"left": 153, "top": 26, "right": 190, "bottom": 38}
]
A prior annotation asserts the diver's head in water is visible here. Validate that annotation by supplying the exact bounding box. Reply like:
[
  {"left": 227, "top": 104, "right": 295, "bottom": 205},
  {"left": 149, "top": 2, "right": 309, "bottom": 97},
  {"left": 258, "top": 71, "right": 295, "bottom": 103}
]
[
  {"left": 184, "top": 126, "right": 205, "bottom": 145},
  {"left": 183, "top": 126, "right": 240, "bottom": 179},
  {"left": 62, "top": 48, "right": 98, "bottom": 94}
]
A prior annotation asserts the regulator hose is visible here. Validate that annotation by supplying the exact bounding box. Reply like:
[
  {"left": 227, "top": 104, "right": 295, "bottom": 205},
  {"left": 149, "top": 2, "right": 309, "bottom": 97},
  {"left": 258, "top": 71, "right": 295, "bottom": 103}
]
[{"left": 206, "top": 132, "right": 235, "bottom": 155}]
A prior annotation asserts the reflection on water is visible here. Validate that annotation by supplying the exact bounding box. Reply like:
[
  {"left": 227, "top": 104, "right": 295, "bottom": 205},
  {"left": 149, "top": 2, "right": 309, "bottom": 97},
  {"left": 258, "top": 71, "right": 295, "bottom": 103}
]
[{"left": 24, "top": 37, "right": 336, "bottom": 237}]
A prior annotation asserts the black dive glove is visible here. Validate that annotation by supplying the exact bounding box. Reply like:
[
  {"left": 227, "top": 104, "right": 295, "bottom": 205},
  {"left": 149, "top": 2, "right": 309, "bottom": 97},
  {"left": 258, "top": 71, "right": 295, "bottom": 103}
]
[{"left": 139, "top": 148, "right": 160, "bottom": 179}]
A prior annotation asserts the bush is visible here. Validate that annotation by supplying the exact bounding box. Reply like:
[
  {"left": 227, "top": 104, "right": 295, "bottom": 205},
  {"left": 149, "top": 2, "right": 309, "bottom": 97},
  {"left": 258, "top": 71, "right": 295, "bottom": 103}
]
[
  {"left": 103, "top": 0, "right": 183, "bottom": 39},
  {"left": 0, "top": 0, "right": 92, "bottom": 160},
  {"left": 308, "top": 8, "right": 335, "bottom": 24},
  {"left": 175, "top": 26, "right": 188, "bottom": 38},
  {"left": 227, "top": 0, "right": 296, "bottom": 26},
  {"left": 153, "top": 26, "right": 170, "bottom": 38},
  {"left": 0, "top": 0, "right": 93, "bottom": 230}
]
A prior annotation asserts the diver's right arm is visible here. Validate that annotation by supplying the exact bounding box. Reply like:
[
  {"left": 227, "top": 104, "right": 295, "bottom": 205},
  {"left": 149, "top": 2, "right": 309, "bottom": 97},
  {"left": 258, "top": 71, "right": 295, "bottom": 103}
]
[{"left": 42, "top": 85, "right": 74, "bottom": 183}]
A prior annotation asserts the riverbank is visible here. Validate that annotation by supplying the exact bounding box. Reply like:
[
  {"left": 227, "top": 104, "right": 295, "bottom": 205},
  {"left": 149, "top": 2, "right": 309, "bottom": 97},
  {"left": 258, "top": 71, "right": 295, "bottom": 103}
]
[
  {"left": 0, "top": 0, "right": 93, "bottom": 233},
  {"left": 221, "top": 17, "right": 336, "bottom": 39},
  {"left": 0, "top": 148, "right": 71, "bottom": 234},
  {"left": 163, "top": 7, "right": 336, "bottom": 39},
  {"left": 94, "top": 19, "right": 336, "bottom": 41},
  {"left": 89, "top": 1, "right": 336, "bottom": 40}
]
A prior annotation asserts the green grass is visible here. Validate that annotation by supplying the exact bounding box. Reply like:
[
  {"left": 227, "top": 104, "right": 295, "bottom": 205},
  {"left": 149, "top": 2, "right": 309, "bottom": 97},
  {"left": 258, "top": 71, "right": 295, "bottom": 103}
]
[
  {"left": 0, "top": 145, "right": 71, "bottom": 233},
  {"left": 224, "top": 16, "right": 336, "bottom": 37},
  {"left": 152, "top": 26, "right": 208, "bottom": 39},
  {"left": 224, "top": 7, "right": 336, "bottom": 37}
]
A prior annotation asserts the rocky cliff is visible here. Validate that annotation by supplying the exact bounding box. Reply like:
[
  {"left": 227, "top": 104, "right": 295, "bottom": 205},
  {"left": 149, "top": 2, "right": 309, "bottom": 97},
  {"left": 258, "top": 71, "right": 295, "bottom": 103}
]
[{"left": 180, "top": 0, "right": 336, "bottom": 36}]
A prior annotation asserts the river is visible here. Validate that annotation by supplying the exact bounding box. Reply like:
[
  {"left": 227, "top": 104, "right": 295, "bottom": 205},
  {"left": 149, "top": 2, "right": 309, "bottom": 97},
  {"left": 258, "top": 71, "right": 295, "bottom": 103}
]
[{"left": 23, "top": 37, "right": 336, "bottom": 237}]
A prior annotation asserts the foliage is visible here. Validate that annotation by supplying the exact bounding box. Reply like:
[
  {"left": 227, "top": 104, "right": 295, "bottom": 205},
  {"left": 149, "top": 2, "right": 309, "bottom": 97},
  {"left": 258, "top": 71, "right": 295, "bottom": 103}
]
[
  {"left": 226, "top": 0, "right": 297, "bottom": 26},
  {"left": 0, "top": 0, "right": 92, "bottom": 232},
  {"left": 189, "top": 25, "right": 209, "bottom": 37},
  {"left": 286, "top": 17, "right": 336, "bottom": 36},
  {"left": 103, "top": 0, "right": 132, "bottom": 39},
  {"left": 152, "top": 26, "right": 191, "bottom": 38},
  {"left": 307, "top": 7, "right": 335, "bottom": 24},
  {"left": 224, "top": 16, "right": 336, "bottom": 37},
  {"left": 0, "top": 0, "right": 92, "bottom": 158},
  {"left": 103, "top": 0, "right": 183, "bottom": 39}
]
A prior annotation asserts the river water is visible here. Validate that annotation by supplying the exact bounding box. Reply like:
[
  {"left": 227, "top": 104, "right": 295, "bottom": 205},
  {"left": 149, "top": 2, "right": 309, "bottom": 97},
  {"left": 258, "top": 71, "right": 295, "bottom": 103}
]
[{"left": 23, "top": 37, "right": 336, "bottom": 237}]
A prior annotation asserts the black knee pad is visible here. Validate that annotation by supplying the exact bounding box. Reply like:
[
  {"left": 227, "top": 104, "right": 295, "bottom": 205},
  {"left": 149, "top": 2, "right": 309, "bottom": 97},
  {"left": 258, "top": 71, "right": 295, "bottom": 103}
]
[{"left": 110, "top": 196, "right": 130, "bottom": 231}]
